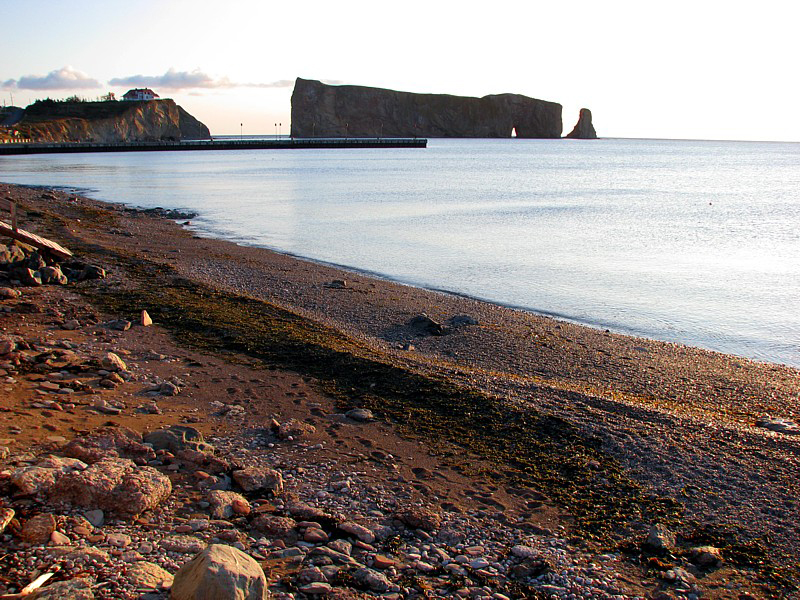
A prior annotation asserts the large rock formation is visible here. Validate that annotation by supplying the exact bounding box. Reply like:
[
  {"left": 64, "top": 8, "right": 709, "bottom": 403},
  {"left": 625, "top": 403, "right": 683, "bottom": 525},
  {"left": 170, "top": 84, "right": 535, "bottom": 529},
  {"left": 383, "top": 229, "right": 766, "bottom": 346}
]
[
  {"left": 15, "top": 98, "right": 210, "bottom": 142},
  {"left": 291, "top": 78, "right": 563, "bottom": 138},
  {"left": 566, "top": 108, "right": 597, "bottom": 139}
]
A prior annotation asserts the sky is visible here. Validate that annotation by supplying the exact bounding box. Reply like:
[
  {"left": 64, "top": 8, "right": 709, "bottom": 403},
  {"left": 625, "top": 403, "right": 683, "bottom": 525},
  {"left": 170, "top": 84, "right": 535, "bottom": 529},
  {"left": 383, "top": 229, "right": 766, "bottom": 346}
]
[{"left": 2, "top": 0, "right": 799, "bottom": 141}]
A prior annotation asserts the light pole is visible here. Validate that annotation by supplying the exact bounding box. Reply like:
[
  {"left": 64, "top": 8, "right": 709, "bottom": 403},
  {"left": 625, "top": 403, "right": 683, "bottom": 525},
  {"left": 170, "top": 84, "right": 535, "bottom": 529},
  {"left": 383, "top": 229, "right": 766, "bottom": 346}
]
[
  {"left": 240, "top": 123, "right": 242, "bottom": 141},
  {"left": 274, "top": 123, "right": 277, "bottom": 140}
]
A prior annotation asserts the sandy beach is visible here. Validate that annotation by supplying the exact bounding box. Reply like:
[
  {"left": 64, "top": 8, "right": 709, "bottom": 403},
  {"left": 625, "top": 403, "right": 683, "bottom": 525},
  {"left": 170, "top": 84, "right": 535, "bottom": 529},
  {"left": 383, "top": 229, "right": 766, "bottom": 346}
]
[{"left": 0, "top": 181, "right": 798, "bottom": 599}]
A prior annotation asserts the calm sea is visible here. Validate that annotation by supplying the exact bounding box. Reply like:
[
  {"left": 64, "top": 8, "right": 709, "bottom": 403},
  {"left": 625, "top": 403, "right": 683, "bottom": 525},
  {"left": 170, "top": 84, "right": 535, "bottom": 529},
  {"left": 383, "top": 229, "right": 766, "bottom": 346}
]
[{"left": 1, "top": 138, "right": 798, "bottom": 367}]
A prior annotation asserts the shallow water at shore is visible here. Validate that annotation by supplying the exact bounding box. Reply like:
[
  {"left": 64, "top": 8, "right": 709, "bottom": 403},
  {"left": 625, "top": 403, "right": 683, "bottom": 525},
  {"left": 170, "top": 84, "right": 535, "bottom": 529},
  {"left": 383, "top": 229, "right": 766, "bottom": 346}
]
[{"left": 1, "top": 138, "right": 799, "bottom": 366}]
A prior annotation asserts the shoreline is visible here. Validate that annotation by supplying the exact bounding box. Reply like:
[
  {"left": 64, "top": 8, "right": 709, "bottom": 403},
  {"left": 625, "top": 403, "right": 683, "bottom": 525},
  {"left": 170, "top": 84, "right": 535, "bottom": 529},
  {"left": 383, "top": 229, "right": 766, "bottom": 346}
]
[{"left": 1, "top": 182, "right": 799, "bottom": 597}]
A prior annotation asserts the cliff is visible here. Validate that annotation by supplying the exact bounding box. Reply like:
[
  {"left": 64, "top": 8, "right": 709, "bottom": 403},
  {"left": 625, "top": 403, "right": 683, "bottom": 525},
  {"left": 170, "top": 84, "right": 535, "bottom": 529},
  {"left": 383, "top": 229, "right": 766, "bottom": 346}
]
[
  {"left": 291, "top": 78, "right": 563, "bottom": 138},
  {"left": 15, "top": 99, "right": 210, "bottom": 142},
  {"left": 566, "top": 108, "right": 597, "bottom": 139}
]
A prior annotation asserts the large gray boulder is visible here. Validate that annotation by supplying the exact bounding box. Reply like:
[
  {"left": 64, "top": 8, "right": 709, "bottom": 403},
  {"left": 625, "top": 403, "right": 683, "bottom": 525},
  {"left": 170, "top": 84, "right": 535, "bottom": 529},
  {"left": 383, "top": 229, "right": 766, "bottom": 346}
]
[{"left": 171, "top": 544, "right": 267, "bottom": 600}]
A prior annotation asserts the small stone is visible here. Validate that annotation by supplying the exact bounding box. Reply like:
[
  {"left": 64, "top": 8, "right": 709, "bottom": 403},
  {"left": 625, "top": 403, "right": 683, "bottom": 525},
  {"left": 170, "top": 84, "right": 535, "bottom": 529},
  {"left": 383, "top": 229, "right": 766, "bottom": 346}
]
[
  {"left": 107, "top": 532, "right": 132, "bottom": 547},
  {"left": 338, "top": 521, "right": 375, "bottom": 543},
  {"left": 352, "top": 567, "right": 391, "bottom": 592},
  {"left": 62, "top": 319, "right": 81, "bottom": 330},
  {"left": 127, "top": 561, "right": 174, "bottom": 589},
  {"left": 141, "top": 310, "right": 153, "bottom": 326},
  {"left": 84, "top": 509, "right": 105, "bottom": 527},
  {"left": 100, "top": 352, "right": 127, "bottom": 372},
  {"left": 232, "top": 467, "right": 284, "bottom": 494},
  {"left": 645, "top": 523, "right": 676, "bottom": 553},
  {"left": 304, "top": 528, "right": 329, "bottom": 543},
  {"left": 300, "top": 582, "right": 333, "bottom": 594},
  {"left": 372, "top": 554, "right": 397, "bottom": 569},
  {"left": 690, "top": 545, "right": 724, "bottom": 568},
  {"left": 50, "top": 530, "right": 71, "bottom": 544},
  {"left": 345, "top": 408, "right": 374, "bottom": 422}
]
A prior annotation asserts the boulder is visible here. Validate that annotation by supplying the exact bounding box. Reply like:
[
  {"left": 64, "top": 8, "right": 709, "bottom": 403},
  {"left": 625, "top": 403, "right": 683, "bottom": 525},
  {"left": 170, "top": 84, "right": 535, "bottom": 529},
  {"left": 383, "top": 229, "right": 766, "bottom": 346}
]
[
  {"left": 207, "top": 490, "right": 250, "bottom": 519},
  {"left": 277, "top": 419, "right": 316, "bottom": 440},
  {"left": 126, "top": 561, "right": 174, "bottom": 589},
  {"left": 62, "top": 425, "right": 155, "bottom": 464},
  {"left": 644, "top": 523, "right": 676, "bottom": 554},
  {"left": 40, "top": 265, "right": 68, "bottom": 285},
  {"left": 144, "top": 425, "right": 214, "bottom": 454},
  {"left": 408, "top": 314, "right": 447, "bottom": 336},
  {"left": 170, "top": 544, "right": 268, "bottom": 600},
  {"left": 250, "top": 515, "right": 297, "bottom": 541},
  {"left": 50, "top": 457, "right": 171, "bottom": 518},
  {"left": 11, "top": 456, "right": 87, "bottom": 495},
  {"left": 31, "top": 578, "right": 95, "bottom": 599},
  {"left": 20, "top": 512, "right": 57, "bottom": 544},
  {"left": 232, "top": 467, "right": 284, "bottom": 495},
  {"left": 100, "top": 352, "right": 127, "bottom": 372},
  {"left": 395, "top": 506, "right": 442, "bottom": 532}
]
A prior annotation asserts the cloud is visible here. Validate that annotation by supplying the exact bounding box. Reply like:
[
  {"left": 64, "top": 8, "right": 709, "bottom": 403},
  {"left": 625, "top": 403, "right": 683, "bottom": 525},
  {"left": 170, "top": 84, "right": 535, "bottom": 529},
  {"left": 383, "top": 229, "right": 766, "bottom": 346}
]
[
  {"left": 108, "top": 68, "right": 343, "bottom": 91},
  {"left": 2, "top": 66, "right": 101, "bottom": 90}
]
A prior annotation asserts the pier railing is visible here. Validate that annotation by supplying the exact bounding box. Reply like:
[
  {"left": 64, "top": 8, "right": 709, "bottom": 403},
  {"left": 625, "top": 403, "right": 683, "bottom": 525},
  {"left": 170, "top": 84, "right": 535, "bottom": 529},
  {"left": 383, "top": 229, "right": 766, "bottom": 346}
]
[{"left": 0, "top": 137, "right": 427, "bottom": 155}]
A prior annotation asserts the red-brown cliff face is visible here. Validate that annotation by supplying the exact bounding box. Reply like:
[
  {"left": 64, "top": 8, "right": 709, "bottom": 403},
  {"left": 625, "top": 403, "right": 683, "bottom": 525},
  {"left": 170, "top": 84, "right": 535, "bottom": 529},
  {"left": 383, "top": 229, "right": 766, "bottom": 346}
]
[{"left": 15, "top": 99, "right": 210, "bottom": 142}]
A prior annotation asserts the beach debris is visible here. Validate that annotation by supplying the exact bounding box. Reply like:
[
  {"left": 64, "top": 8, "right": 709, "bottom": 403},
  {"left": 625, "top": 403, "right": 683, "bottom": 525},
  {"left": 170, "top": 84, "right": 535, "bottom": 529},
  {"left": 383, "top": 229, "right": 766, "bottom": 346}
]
[
  {"left": 345, "top": 407, "right": 374, "bottom": 422},
  {"left": 171, "top": 544, "right": 268, "bottom": 600},
  {"left": 756, "top": 416, "right": 800, "bottom": 435},
  {"left": 448, "top": 314, "right": 479, "bottom": 327},
  {"left": 408, "top": 313, "right": 447, "bottom": 336},
  {"left": 326, "top": 279, "right": 348, "bottom": 289}
]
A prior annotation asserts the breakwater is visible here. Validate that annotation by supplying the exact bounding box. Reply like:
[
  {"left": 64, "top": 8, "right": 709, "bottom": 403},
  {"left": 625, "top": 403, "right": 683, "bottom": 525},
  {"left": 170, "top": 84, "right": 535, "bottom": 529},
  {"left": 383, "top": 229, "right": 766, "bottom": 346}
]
[{"left": 0, "top": 137, "right": 427, "bottom": 155}]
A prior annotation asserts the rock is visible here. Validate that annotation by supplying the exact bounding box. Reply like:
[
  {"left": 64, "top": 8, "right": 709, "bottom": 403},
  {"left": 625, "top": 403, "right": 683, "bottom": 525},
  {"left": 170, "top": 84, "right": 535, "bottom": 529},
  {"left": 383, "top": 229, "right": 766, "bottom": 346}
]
[
  {"left": 62, "top": 425, "right": 155, "bottom": 464},
  {"left": 50, "top": 457, "right": 172, "bottom": 518},
  {"left": 107, "top": 532, "right": 132, "bottom": 547},
  {"left": 251, "top": 515, "right": 297, "bottom": 541},
  {"left": 372, "top": 554, "right": 397, "bottom": 570},
  {"left": 0, "top": 337, "right": 15, "bottom": 355},
  {"left": 0, "top": 287, "right": 22, "bottom": 299},
  {"left": 291, "top": 77, "right": 563, "bottom": 138},
  {"left": 396, "top": 506, "right": 442, "bottom": 532},
  {"left": 11, "top": 456, "right": 87, "bottom": 495},
  {"left": 299, "top": 582, "right": 333, "bottom": 595},
  {"left": 345, "top": 408, "right": 374, "bottom": 422},
  {"left": 408, "top": 314, "right": 447, "bottom": 336},
  {"left": 689, "top": 545, "right": 724, "bottom": 568},
  {"left": 15, "top": 267, "right": 42, "bottom": 286},
  {"left": 232, "top": 467, "right": 284, "bottom": 495},
  {"left": 49, "top": 530, "right": 71, "bottom": 544},
  {"left": 644, "top": 523, "right": 676, "bottom": 554},
  {"left": 0, "top": 508, "right": 14, "bottom": 534},
  {"left": 62, "top": 319, "right": 81, "bottom": 330},
  {"left": 352, "top": 567, "right": 391, "bottom": 592},
  {"left": 161, "top": 534, "right": 207, "bottom": 554},
  {"left": 141, "top": 309, "right": 153, "bottom": 326},
  {"left": 32, "top": 578, "right": 95, "bottom": 599},
  {"left": 79, "top": 264, "right": 106, "bottom": 281},
  {"left": 100, "top": 352, "right": 127, "bottom": 372},
  {"left": 160, "top": 381, "right": 180, "bottom": 396},
  {"left": 126, "top": 561, "right": 174, "bottom": 589},
  {"left": 448, "top": 314, "right": 479, "bottom": 327},
  {"left": 510, "top": 545, "right": 538, "bottom": 559},
  {"left": 304, "top": 528, "right": 329, "bottom": 543},
  {"left": 21, "top": 512, "right": 57, "bottom": 544},
  {"left": 109, "top": 319, "right": 132, "bottom": 331},
  {"left": 83, "top": 509, "right": 104, "bottom": 527},
  {"left": 47, "top": 544, "right": 111, "bottom": 562},
  {"left": 40, "top": 265, "right": 68, "bottom": 285},
  {"left": 338, "top": 521, "right": 375, "bottom": 544},
  {"left": 144, "top": 425, "right": 213, "bottom": 454},
  {"left": 208, "top": 490, "right": 250, "bottom": 519},
  {"left": 565, "top": 108, "right": 598, "bottom": 139},
  {"left": 278, "top": 419, "right": 316, "bottom": 440},
  {"left": 171, "top": 544, "right": 268, "bottom": 600},
  {"left": 757, "top": 416, "right": 800, "bottom": 435}
]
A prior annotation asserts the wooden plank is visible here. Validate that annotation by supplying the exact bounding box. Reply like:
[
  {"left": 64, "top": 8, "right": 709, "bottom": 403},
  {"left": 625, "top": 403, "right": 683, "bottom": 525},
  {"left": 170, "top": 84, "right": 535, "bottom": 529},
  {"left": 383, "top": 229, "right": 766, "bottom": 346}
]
[{"left": 0, "top": 220, "right": 72, "bottom": 260}]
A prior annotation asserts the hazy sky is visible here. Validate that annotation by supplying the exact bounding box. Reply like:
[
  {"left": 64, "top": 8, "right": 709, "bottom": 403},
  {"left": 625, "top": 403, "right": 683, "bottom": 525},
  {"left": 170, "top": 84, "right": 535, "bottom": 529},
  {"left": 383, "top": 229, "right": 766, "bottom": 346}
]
[{"left": 2, "top": 0, "right": 799, "bottom": 140}]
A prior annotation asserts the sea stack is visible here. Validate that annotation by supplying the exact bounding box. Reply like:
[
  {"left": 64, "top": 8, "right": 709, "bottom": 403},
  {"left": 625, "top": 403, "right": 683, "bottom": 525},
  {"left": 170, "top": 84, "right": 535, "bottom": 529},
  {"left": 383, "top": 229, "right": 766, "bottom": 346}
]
[{"left": 566, "top": 108, "right": 597, "bottom": 139}]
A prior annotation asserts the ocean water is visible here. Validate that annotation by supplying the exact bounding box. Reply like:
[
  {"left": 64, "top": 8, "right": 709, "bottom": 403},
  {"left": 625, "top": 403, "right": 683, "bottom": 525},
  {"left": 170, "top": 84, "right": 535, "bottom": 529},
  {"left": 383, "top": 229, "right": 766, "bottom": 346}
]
[{"left": 1, "top": 138, "right": 798, "bottom": 367}]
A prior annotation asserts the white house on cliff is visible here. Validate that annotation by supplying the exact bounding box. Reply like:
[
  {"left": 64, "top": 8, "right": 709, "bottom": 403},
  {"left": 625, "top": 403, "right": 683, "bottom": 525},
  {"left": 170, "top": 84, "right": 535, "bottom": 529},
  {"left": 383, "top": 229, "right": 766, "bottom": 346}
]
[{"left": 122, "top": 88, "right": 160, "bottom": 101}]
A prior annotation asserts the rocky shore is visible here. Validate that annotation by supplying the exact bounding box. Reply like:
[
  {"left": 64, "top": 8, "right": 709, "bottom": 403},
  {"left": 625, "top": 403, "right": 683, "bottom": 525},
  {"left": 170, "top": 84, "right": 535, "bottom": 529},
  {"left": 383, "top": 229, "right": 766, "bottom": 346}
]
[{"left": 0, "top": 183, "right": 798, "bottom": 599}]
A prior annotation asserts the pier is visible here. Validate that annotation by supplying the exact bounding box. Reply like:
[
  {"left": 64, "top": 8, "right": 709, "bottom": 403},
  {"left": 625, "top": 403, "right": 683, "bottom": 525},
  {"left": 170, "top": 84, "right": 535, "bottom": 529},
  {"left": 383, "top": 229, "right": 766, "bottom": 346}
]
[{"left": 0, "top": 137, "right": 427, "bottom": 155}]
